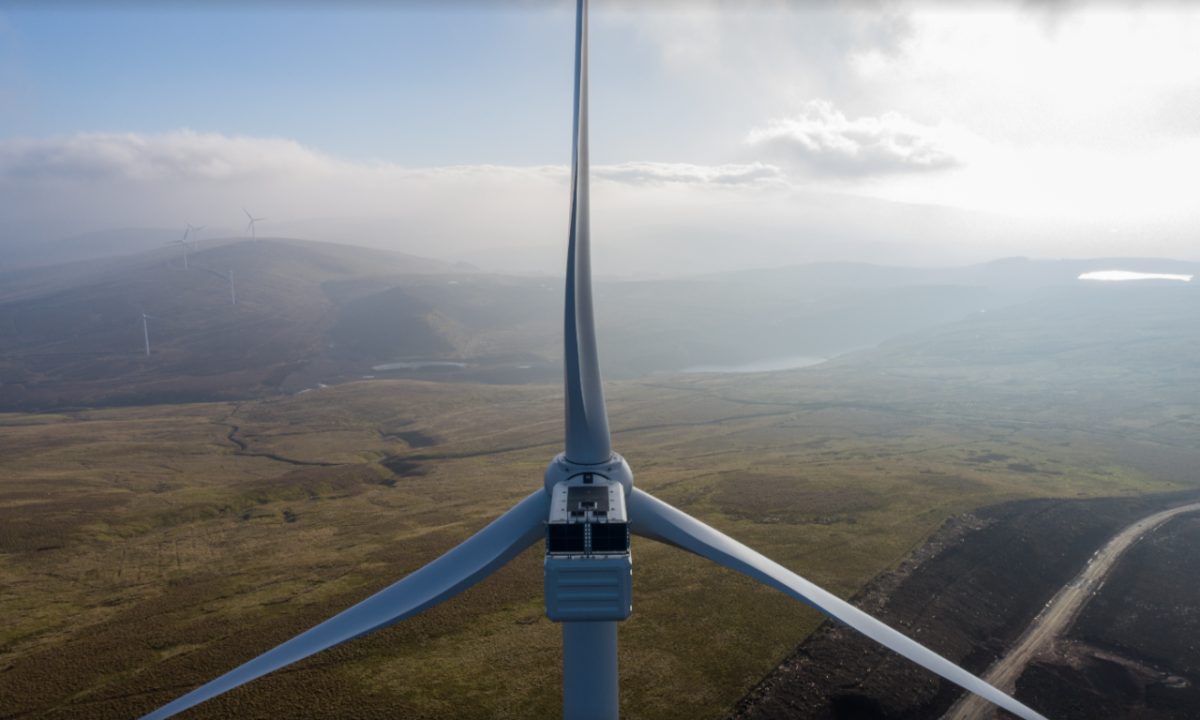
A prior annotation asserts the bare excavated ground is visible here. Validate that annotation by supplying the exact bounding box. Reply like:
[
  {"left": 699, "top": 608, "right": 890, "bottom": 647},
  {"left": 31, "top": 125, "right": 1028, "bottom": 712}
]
[
  {"left": 1013, "top": 514, "right": 1200, "bottom": 719},
  {"left": 728, "top": 491, "right": 1200, "bottom": 720}
]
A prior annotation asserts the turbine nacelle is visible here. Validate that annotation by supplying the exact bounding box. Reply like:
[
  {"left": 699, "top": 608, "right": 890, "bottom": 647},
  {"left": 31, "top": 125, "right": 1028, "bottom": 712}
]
[
  {"left": 544, "top": 475, "right": 632, "bottom": 623},
  {"left": 543, "top": 452, "right": 633, "bottom": 498}
]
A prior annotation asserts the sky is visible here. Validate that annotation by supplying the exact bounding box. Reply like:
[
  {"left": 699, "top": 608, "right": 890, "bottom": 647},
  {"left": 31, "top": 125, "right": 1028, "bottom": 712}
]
[{"left": 1, "top": 0, "right": 1199, "bottom": 274}]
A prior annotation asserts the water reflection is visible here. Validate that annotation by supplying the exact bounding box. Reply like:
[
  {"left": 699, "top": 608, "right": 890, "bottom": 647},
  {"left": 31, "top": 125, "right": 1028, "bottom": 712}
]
[
  {"left": 1079, "top": 271, "right": 1193, "bottom": 282},
  {"left": 682, "top": 356, "right": 827, "bottom": 374},
  {"left": 372, "top": 361, "right": 468, "bottom": 371}
]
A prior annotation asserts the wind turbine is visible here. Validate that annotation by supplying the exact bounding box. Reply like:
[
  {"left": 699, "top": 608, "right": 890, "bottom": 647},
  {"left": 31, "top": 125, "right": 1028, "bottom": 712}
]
[
  {"left": 225, "top": 262, "right": 236, "bottom": 305},
  {"left": 136, "top": 305, "right": 158, "bottom": 356},
  {"left": 244, "top": 207, "right": 265, "bottom": 241},
  {"left": 170, "top": 226, "right": 190, "bottom": 269},
  {"left": 187, "top": 223, "right": 206, "bottom": 253},
  {"left": 139, "top": 3, "right": 1048, "bottom": 720}
]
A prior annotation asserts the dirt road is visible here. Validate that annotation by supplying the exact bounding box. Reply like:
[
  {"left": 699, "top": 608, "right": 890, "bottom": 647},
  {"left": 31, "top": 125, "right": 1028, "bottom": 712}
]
[{"left": 939, "top": 501, "right": 1200, "bottom": 720}]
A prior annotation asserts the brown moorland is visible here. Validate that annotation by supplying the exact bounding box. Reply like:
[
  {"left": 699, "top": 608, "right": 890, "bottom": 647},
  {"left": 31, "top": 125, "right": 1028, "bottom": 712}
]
[{"left": 2, "top": 354, "right": 1197, "bottom": 720}]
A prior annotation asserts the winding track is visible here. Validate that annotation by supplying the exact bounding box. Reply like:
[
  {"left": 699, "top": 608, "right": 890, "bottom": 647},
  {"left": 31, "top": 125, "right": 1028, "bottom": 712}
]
[{"left": 940, "top": 501, "right": 1200, "bottom": 720}]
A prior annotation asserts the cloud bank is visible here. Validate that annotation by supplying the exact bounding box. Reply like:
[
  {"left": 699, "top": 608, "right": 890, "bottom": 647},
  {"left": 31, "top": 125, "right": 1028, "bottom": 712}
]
[
  {"left": 1, "top": 129, "right": 1196, "bottom": 275},
  {"left": 0, "top": 131, "right": 799, "bottom": 259},
  {"left": 0, "top": 131, "right": 342, "bottom": 183},
  {"left": 746, "top": 100, "right": 971, "bottom": 177}
]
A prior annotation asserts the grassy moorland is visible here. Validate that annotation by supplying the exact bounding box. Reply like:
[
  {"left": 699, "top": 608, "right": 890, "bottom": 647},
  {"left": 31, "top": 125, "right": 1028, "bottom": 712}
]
[{"left": 2, "top": 314, "right": 1197, "bottom": 720}]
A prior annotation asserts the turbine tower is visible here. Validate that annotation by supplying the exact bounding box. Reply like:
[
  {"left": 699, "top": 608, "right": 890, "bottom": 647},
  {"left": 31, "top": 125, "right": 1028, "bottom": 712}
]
[
  {"left": 137, "top": 305, "right": 158, "bottom": 356},
  {"left": 225, "top": 263, "right": 236, "bottom": 305},
  {"left": 188, "top": 223, "right": 205, "bottom": 252},
  {"left": 138, "top": 4, "right": 1048, "bottom": 720},
  {"left": 170, "top": 226, "right": 190, "bottom": 269},
  {"left": 244, "top": 207, "right": 265, "bottom": 241}
]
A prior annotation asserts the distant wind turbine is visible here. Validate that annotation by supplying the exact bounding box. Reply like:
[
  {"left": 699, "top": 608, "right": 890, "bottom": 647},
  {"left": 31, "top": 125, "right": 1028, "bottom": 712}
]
[
  {"left": 243, "top": 208, "right": 265, "bottom": 241},
  {"left": 136, "top": 305, "right": 158, "bottom": 356},
  {"left": 188, "top": 223, "right": 206, "bottom": 252},
  {"left": 170, "top": 226, "right": 190, "bottom": 269},
  {"left": 225, "top": 262, "right": 236, "bottom": 305}
]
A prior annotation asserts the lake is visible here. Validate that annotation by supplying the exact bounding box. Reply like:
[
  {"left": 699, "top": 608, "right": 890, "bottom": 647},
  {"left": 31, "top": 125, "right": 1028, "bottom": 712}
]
[{"left": 682, "top": 355, "right": 827, "bottom": 374}]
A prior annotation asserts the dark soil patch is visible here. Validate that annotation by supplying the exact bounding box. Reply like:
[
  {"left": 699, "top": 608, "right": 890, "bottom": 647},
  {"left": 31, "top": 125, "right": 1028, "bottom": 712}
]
[
  {"left": 378, "top": 458, "right": 429, "bottom": 485},
  {"left": 394, "top": 430, "right": 437, "bottom": 449},
  {"left": 1006, "top": 463, "right": 1039, "bottom": 473},
  {"left": 727, "top": 490, "right": 1200, "bottom": 720},
  {"left": 1014, "top": 514, "right": 1200, "bottom": 719}
]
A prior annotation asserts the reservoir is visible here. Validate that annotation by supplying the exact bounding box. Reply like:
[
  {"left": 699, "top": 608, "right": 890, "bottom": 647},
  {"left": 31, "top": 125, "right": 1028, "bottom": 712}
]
[
  {"left": 683, "top": 355, "right": 827, "bottom": 374},
  {"left": 1079, "top": 271, "right": 1193, "bottom": 282},
  {"left": 372, "top": 361, "right": 468, "bottom": 371}
]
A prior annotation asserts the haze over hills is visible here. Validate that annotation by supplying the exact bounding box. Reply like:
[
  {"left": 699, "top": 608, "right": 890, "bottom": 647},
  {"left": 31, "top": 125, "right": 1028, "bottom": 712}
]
[
  {"left": 0, "top": 228, "right": 212, "bottom": 270},
  {"left": 0, "top": 239, "right": 464, "bottom": 409},
  {"left": 0, "top": 236, "right": 1195, "bottom": 413}
]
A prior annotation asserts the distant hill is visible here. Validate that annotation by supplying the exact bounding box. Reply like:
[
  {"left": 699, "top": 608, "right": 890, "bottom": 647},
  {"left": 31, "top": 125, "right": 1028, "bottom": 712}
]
[
  {"left": 0, "top": 238, "right": 465, "bottom": 410},
  {"left": 3, "top": 239, "right": 1196, "bottom": 411}
]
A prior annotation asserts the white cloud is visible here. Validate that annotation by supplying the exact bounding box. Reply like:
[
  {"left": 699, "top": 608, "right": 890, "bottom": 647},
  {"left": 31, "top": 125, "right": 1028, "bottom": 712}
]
[
  {"left": 0, "top": 130, "right": 345, "bottom": 183},
  {"left": 0, "top": 131, "right": 796, "bottom": 261},
  {"left": 2, "top": 129, "right": 1197, "bottom": 273},
  {"left": 746, "top": 100, "right": 974, "bottom": 177},
  {"left": 849, "top": 5, "right": 1200, "bottom": 147},
  {"left": 0, "top": 131, "right": 783, "bottom": 190}
]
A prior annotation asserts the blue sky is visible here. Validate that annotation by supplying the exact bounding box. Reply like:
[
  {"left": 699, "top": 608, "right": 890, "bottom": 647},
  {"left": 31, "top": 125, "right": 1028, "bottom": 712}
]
[
  {"left": 1, "top": 4, "right": 762, "bottom": 167},
  {"left": 2, "top": 6, "right": 582, "bottom": 165},
  {"left": 2, "top": 2, "right": 1200, "bottom": 272}
]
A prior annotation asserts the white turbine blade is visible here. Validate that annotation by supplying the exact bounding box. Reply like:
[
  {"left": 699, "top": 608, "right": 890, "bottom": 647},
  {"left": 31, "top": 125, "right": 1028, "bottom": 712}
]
[
  {"left": 139, "top": 490, "right": 547, "bottom": 720},
  {"left": 626, "top": 488, "right": 1048, "bottom": 720},
  {"left": 243, "top": 207, "right": 253, "bottom": 220},
  {"left": 562, "top": 0, "right": 610, "bottom": 465}
]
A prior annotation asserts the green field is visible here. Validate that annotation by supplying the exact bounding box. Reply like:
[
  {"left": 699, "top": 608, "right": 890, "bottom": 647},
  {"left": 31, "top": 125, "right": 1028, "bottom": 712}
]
[{"left": 3, "top": 323, "right": 1196, "bottom": 720}]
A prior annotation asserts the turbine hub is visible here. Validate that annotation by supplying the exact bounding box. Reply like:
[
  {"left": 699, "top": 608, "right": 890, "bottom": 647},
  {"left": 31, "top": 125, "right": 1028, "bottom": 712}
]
[{"left": 544, "top": 452, "right": 633, "bottom": 497}]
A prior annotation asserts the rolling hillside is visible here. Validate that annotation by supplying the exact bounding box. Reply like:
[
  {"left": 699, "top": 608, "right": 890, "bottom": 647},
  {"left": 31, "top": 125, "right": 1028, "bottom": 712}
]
[
  {"left": 3, "top": 238, "right": 1195, "bottom": 413},
  {"left": 0, "top": 238, "right": 465, "bottom": 409}
]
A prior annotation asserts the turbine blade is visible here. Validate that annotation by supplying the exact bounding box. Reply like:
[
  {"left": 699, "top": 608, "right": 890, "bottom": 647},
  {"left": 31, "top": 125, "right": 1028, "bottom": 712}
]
[
  {"left": 244, "top": 207, "right": 253, "bottom": 220},
  {"left": 562, "top": 0, "right": 610, "bottom": 465},
  {"left": 139, "top": 490, "right": 547, "bottom": 720},
  {"left": 626, "top": 488, "right": 1048, "bottom": 720}
]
